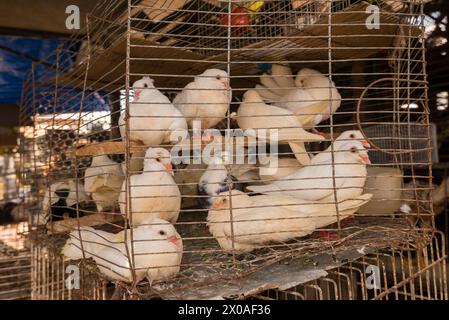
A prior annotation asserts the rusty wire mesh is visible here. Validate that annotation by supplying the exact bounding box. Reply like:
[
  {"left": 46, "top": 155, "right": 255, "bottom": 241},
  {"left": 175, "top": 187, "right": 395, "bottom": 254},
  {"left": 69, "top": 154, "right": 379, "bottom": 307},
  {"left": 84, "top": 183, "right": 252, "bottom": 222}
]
[{"left": 18, "top": 0, "right": 445, "bottom": 299}]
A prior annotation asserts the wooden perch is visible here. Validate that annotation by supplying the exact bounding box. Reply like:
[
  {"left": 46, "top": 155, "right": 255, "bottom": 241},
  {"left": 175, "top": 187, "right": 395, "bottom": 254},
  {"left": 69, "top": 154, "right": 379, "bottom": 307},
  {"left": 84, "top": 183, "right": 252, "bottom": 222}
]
[
  {"left": 73, "top": 134, "right": 336, "bottom": 157},
  {"left": 46, "top": 213, "right": 124, "bottom": 235}
]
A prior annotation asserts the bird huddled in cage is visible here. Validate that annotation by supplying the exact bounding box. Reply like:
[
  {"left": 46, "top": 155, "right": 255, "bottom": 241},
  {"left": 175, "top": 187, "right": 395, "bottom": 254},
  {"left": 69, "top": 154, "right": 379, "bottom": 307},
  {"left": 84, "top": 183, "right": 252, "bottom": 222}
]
[
  {"left": 207, "top": 190, "right": 372, "bottom": 253},
  {"left": 237, "top": 89, "right": 325, "bottom": 165},
  {"left": 42, "top": 180, "right": 91, "bottom": 223},
  {"left": 256, "top": 65, "right": 341, "bottom": 133},
  {"left": 258, "top": 130, "right": 371, "bottom": 180},
  {"left": 119, "top": 76, "right": 188, "bottom": 147},
  {"left": 173, "top": 69, "right": 230, "bottom": 133},
  {"left": 197, "top": 153, "right": 245, "bottom": 209},
  {"left": 84, "top": 155, "right": 124, "bottom": 212},
  {"left": 62, "top": 217, "right": 183, "bottom": 284},
  {"left": 247, "top": 140, "right": 371, "bottom": 203},
  {"left": 119, "top": 147, "right": 180, "bottom": 225}
]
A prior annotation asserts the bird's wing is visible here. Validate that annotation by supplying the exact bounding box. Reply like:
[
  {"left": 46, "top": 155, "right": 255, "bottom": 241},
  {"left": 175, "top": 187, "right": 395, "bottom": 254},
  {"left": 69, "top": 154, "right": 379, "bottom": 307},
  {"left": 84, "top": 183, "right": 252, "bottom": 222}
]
[
  {"left": 173, "top": 81, "right": 196, "bottom": 116},
  {"left": 246, "top": 183, "right": 282, "bottom": 194},
  {"left": 255, "top": 84, "right": 281, "bottom": 101},
  {"left": 220, "top": 205, "right": 316, "bottom": 245},
  {"left": 260, "top": 73, "right": 289, "bottom": 96},
  {"left": 295, "top": 101, "right": 333, "bottom": 127},
  {"left": 338, "top": 193, "right": 373, "bottom": 210},
  {"left": 271, "top": 64, "right": 295, "bottom": 89}
]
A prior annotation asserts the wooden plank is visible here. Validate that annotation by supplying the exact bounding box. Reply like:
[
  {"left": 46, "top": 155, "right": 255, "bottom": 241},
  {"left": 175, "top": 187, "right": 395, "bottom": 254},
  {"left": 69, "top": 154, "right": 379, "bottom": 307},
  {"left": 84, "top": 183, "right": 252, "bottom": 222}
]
[
  {"left": 46, "top": 213, "right": 123, "bottom": 235},
  {"left": 141, "top": 0, "right": 189, "bottom": 23},
  {"left": 74, "top": 140, "right": 146, "bottom": 156},
  {"left": 72, "top": 135, "right": 336, "bottom": 157},
  {"left": 148, "top": 15, "right": 188, "bottom": 43}
]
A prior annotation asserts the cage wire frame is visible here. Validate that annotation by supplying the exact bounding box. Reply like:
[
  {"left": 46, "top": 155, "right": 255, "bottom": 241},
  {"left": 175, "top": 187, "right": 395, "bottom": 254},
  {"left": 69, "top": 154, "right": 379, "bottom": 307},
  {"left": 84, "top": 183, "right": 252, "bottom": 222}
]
[
  {"left": 17, "top": 0, "right": 444, "bottom": 299},
  {"left": 250, "top": 232, "right": 447, "bottom": 300},
  {"left": 1, "top": 147, "right": 31, "bottom": 300},
  {"left": 28, "top": 232, "right": 447, "bottom": 300},
  {"left": 0, "top": 223, "right": 31, "bottom": 300}
]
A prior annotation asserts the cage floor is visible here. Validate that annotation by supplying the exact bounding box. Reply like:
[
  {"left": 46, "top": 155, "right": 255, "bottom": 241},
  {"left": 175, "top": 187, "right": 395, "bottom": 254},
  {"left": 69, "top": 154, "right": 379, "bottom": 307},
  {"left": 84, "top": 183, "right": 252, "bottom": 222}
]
[{"left": 31, "top": 210, "right": 429, "bottom": 300}]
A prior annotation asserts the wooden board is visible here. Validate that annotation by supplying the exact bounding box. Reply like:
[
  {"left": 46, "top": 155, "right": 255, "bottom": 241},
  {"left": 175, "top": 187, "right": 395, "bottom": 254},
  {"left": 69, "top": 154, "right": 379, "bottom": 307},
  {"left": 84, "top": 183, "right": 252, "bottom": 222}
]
[
  {"left": 46, "top": 213, "right": 124, "bottom": 234},
  {"left": 74, "top": 137, "right": 250, "bottom": 156},
  {"left": 141, "top": 0, "right": 189, "bottom": 22},
  {"left": 54, "top": 1, "right": 420, "bottom": 91}
]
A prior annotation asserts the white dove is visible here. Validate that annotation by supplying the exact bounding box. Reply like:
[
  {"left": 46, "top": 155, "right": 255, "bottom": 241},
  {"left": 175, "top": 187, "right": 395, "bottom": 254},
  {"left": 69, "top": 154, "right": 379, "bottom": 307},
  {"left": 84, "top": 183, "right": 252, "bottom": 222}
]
[
  {"left": 257, "top": 66, "right": 341, "bottom": 130},
  {"left": 173, "top": 69, "right": 230, "bottom": 130},
  {"left": 84, "top": 155, "right": 124, "bottom": 212},
  {"left": 237, "top": 90, "right": 325, "bottom": 165},
  {"left": 311, "top": 130, "right": 370, "bottom": 164},
  {"left": 62, "top": 217, "right": 183, "bottom": 283},
  {"left": 119, "top": 147, "right": 181, "bottom": 225},
  {"left": 207, "top": 190, "right": 372, "bottom": 253},
  {"left": 247, "top": 140, "right": 371, "bottom": 203},
  {"left": 119, "top": 76, "right": 187, "bottom": 146},
  {"left": 258, "top": 130, "right": 370, "bottom": 181}
]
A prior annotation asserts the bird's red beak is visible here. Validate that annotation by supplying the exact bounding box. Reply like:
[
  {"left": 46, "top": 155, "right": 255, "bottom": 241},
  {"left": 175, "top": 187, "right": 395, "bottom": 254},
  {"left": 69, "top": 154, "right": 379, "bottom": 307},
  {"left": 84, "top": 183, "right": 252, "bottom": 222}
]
[
  {"left": 167, "top": 235, "right": 182, "bottom": 248},
  {"left": 134, "top": 89, "right": 141, "bottom": 100},
  {"left": 164, "top": 163, "right": 174, "bottom": 176},
  {"left": 223, "top": 81, "right": 229, "bottom": 89},
  {"left": 360, "top": 154, "right": 371, "bottom": 165},
  {"left": 361, "top": 139, "right": 370, "bottom": 148}
]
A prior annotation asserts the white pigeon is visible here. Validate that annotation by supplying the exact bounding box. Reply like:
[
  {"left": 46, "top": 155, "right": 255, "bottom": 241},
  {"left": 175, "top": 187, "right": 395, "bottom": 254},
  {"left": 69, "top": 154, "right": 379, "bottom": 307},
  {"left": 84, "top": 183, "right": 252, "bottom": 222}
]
[
  {"left": 258, "top": 130, "right": 370, "bottom": 181},
  {"left": 236, "top": 90, "right": 325, "bottom": 165},
  {"left": 207, "top": 190, "right": 372, "bottom": 253},
  {"left": 62, "top": 217, "right": 183, "bottom": 283},
  {"left": 257, "top": 66, "right": 341, "bottom": 130},
  {"left": 119, "top": 147, "right": 181, "bottom": 225},
  {"left": 173, "top": 69, "right": 230, "bottom": 130},
  {"left": 61, "top": 226, "right": 118, "bottom": 260},
  {"left": 247, "top": 140, "right": 371, "bottom": 203},
  {"left": 84, "top": 155, "right": 124, "bottom": 212},
  {"left": 311, "top": 130, "right": 371, "bottom": 164},
  {"left": 119, "top": 76, "right": 188, "bottom": 146}
]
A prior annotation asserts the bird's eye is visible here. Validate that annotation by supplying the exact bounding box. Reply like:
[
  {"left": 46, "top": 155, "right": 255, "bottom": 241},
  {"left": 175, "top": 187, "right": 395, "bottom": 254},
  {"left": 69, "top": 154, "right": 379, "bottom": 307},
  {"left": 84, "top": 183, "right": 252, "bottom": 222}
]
[
  {"left": 215, "top": 75, "right": 221, "bottom": 80},
  {"left": 350, "top": 147, "right": 357, "bottom": 153},
  {"left": 159, "top": 230, "right": 166, "bottom": 236},
  {"left": 143, "top": 83, "right": 148, "bottom": 88},
  {"left": 156, "top": 158, "right": 161, "bottom": 162},
  {"left": 349, "top": 134, "right": 355, "bottom": 138}
]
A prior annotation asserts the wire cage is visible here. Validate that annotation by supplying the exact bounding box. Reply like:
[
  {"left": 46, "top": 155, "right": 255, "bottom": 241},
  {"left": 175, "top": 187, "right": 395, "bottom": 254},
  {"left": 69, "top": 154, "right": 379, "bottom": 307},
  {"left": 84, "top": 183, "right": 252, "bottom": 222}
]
[
  {"left": 0, "top": 223, "right": 31, "bottom": 300},
  {"left": 19, "top": 0, "right": 442, "bottom": 299},
  {"left": 251, "top": 232, "right": 447, "bottom": 300}
]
